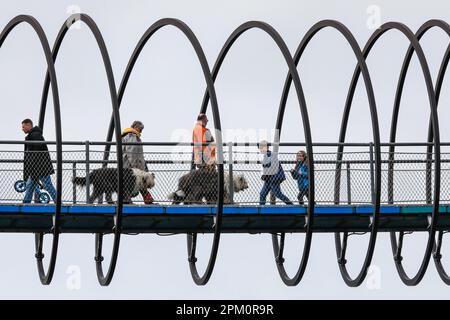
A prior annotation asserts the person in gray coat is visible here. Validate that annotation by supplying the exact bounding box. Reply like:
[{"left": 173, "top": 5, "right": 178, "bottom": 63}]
[{"left": 122, "top": 120, "right": 153, "bottom": 204}]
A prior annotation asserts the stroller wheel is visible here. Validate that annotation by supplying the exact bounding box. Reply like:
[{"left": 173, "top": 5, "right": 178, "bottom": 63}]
[
  {"left": 14, "top": 180, "right": 26, "bottom": 193},
  {"left": 39, "top": 192, "right": 51, "bottom": 204}
]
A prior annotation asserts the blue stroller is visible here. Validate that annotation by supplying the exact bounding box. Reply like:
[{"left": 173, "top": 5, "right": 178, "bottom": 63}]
[{"left": 14, "top": 179, "right": 51, "bottom": 204}]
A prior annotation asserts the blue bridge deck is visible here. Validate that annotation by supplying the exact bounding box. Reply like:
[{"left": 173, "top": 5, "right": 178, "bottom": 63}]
[{"left": 0, "top": 204, "right": 449, "bottom": 233}]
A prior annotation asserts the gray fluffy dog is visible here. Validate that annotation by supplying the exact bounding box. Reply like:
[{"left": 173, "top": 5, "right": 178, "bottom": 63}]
[
  {"left": 168, "top": 167, "right": 248, "bottom": 204},
  {"left": 73, "top": 167, "right": 155, "bottom": 204}
]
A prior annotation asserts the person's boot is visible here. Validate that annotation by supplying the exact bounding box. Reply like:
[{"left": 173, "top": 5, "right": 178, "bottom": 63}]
[
  {"left": 143, "top": 192, "right": 154, "bottom": 205},
  {"left": 270, "top": 192, "right": 276, "bottom": 205}
]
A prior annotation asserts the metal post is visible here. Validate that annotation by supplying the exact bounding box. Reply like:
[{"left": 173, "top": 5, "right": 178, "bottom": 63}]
[
  {"left": 426, "top": 150, "right": 432, "bottom": 204},
  {"left": 388, "top": 147, "right": 394, "bottom": 204},
  {"left": 369, "top": 143, "right": 375, "bottom": 204},
  {"left": 85, "top": 141, "right": 90, "bottom": 204},
  {"left": 346, "top": 162, "right": 351, "bottom": 205},
  {"left": 334, "top": 149, "right": 344, "bottom": 205},
  {"left": 228, "top": 142, "right": 234, "bottom": 204},
  {"left": 72, "top": 162, "right": 77, "bottom": 204}
]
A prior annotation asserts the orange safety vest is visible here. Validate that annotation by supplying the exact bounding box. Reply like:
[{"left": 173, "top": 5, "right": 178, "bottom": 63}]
[{"left": 192, "top": 123, "right": 216, "bottom": 165}]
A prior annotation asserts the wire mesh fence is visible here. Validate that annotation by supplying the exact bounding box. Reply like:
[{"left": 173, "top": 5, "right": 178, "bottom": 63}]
[{"left": 0, "top": 141, "right": 447, "bottom": 206}]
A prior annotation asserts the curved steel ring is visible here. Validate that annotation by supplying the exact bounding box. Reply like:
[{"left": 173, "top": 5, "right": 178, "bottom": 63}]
[
  {"left": 329, "top": 18, "right": 384, "bottom": 287},
  {"left": 387, "top": 19, "right": 450, "bottom": 285},
  {"left": 0, "top": 15, "right": 63, "bottom": 285},
  {"left": 340, "top": 22, "right": 440, "bottom": 286},
  {"left": 102, "top": 18, "right": 224, "bottom": 286},
  {"left": 38, "top": 13, "right": 124, "bottom": 286},
  {"left": 281, "top": 20, "right": 380, "bottom": 287},
  {"left": 434, "top": 230, "right": 450, "bottom": 284},
  {"left": 420, "top": 20, "right": 450, "bottom": 285},
  {"left": 274, "top": 20, "right": 381, "bottom": 287},
  {"left": 197, "top": 21, "right": 315, "bottom": 286}
]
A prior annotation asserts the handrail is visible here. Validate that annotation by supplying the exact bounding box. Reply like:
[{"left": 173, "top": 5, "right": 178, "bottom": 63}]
[{"left": 2, "top": 140, "right": 450, "bottom": 147}]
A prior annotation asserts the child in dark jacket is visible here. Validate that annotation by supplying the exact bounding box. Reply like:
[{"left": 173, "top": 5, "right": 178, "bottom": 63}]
[
  {"left": 290, "top": 150, "right": 309, "bottom": 205},
  {"left": 258, "top": 141, "right": 293, "bottom": 205}
]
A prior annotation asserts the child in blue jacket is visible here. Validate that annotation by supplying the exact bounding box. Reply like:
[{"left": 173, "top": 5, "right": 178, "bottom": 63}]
[{"left": 290, "top": 150, "right": 309, "bottom": 205}]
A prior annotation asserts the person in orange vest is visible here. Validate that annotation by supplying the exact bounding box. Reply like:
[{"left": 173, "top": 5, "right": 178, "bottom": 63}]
[{"left": 192, "top": 113, "right": 216, "bottom": 168}]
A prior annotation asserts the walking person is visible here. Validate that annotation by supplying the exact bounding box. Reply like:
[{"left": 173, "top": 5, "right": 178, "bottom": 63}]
[
  {"left": 192, "top": 113, "right": 216, "bottom": 169},
  {"left": 21, "top": 119, "right": 57, "bottom": 203},
  {"left": 258, "top": 140, "right": 293, "bottom": 205},
  {"left": 122, "top": 120, "right": 154, "bottom": 204},
  {"left": 291, "top": 150, "right": 309, "bottom": 205}
]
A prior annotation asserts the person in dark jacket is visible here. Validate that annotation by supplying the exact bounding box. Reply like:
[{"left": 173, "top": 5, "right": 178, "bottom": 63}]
[
  {"left": 21, "top": 119, "right": 57, "bottom": 203},
  {"left": 290, "top": 150, "right": 309, "bottom": 205},
  {"left": 258, "top": 141, "right": 293, "bottom": 205}
]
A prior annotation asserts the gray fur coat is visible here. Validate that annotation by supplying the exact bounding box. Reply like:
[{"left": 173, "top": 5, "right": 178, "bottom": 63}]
[{"left": 122, "top": 130, "right": 148, "bottom": 171}]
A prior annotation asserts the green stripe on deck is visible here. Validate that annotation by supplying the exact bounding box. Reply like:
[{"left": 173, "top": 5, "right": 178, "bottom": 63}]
[{"left": 401, "top": 206, "right": 447, "bottom": 214}]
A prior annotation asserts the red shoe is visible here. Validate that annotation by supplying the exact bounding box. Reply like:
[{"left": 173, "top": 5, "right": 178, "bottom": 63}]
[{"left": 143, "top": 193, "right": 154, "bottom": 205}]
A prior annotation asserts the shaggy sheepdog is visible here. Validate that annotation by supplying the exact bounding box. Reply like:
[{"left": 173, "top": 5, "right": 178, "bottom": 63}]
[
  {"left": 73, "top": 167, "right": 155, "bottom": 204},
  {"left": 168, "top": 167, "right": 248, "bottom": 204}
]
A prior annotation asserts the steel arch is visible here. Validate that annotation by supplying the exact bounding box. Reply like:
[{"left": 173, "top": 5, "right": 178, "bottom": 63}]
[
  {"left": 37, "top": 13, "right": 124, "bottom": 286},
  {"left": 273, "top": 20, "right": 381, "bottom": 287},
  {"left": 388, "top": 19, "right": 450, "bottom": 285},
  {"left": 0, "top": 15, "right": 63, "bottom": 285},
  {"left": 340, "top": 22, "right": 441, "bottom": 286},
  {"left": 197, "top": 21, "right": 315, "bottom": 286},
  {"left": 102, "top": 18, "right": 224, "bottom": 286}
]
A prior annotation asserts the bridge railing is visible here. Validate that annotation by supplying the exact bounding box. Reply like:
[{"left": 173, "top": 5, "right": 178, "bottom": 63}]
[{"left": 0, "top": 140, "right": 446, "bottom": 206}]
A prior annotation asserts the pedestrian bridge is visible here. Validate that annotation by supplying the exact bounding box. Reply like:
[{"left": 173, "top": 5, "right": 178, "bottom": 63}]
[
  {"left": 1, "top": 13, "right": 450, "bottom": 288},
  {"left": 0, "top": 203, "right": 448, "bottom": 233},
  {"left": 1, "top": 140, "right": 449, "bottom": 288}
]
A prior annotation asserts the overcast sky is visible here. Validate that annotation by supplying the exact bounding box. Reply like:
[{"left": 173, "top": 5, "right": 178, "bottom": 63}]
[{"left": 1, "top": 0, "right": 450, "bottom": 299}]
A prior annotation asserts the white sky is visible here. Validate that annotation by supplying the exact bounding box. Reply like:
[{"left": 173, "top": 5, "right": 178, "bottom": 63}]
[{"left": 1, "top": 0, "right": 450, "bottom": 299}]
